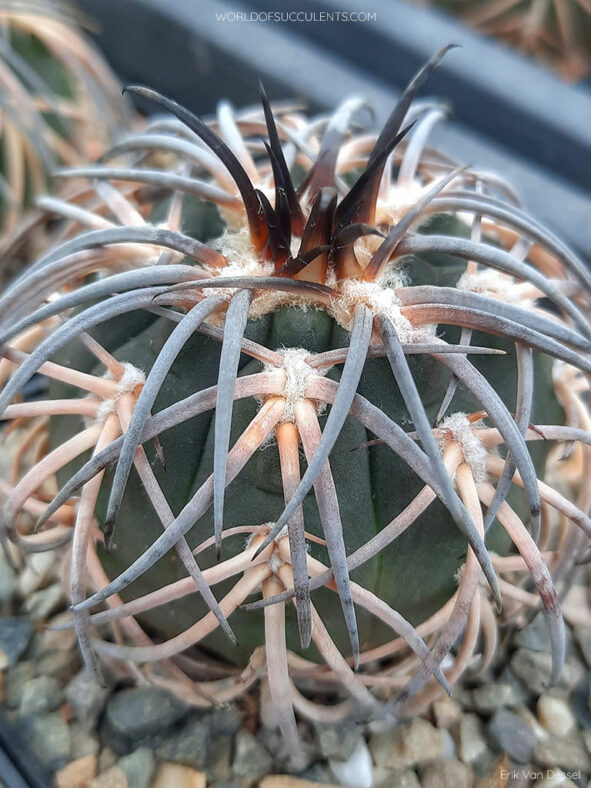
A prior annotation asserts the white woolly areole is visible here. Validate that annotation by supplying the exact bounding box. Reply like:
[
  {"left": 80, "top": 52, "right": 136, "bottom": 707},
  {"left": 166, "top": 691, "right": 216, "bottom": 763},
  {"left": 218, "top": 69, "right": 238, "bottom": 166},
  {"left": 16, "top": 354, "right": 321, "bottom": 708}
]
[
  {"left": 374, "top": 179, "right": 426, "bottom": 226},
  {"left": 211, "top": 227, "right": 274, "bottom": 279},
  {"left": 264, "top": 348, "right": 317, "bottom": 423},
  {"left": 94, "top": 363, "right": 145, "bottom": 424},
  {"left": 208, "top": 227, "right": 296, "bottom": 317},
  {"left": 457, "top": 270, "right": 533, "bottom": 307},
  {"left": 438, "top": 412, "right": 487, "bottom": 484},
  {"left": 329, "top": 279, "right": 417, "bottom": 340}
]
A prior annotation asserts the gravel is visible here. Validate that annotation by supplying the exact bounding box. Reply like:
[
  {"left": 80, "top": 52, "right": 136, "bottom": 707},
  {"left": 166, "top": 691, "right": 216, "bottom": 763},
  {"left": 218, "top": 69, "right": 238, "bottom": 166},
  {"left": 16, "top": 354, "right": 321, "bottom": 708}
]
[{"left": 3, "top": 529, "right": 591, "bottom": 787}]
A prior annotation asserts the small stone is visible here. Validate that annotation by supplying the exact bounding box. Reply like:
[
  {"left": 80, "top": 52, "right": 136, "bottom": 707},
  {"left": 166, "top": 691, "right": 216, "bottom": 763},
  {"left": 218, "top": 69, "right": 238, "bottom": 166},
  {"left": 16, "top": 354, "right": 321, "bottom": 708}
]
[
  {"left": 104, "top": 686, "right": 189, "bottom": 741},
  {"left": 23, "top": 712, "right": 71, "bottom": 770},
  {"left": 118, "top": 747, "right": 155, "bottom": 788},
  {"left": 472, "top": 683, "right": 513, "bottom": 712},
  {"left": 459, "top": 714, "right": 490, "bottom": 766},
  {"left": 0, "top": 618, "right": 32, "bottom": 668},
  {"left": 488, "top": 709, "right": 536, "bottom": 764},
  {"left": 65, "top": 668, "right": 112, "bottom": 727},
  {"left": 474, "top": 754, "right": 510, "bottom": 788},
  {"left": 510, "top": 649, "right": 583, "bottom": 694},
  {"left": 535, "top": 770, "right": 578, "bottom": 787},
  {"left": 44, "top": 613, "right": 78, "bottom": 651},
  {"left": 370, "top": 718, "right": 444, "bottom": 770},
  {"left": 572, "top": 675, "right": 591, "bottom": 731},
  {"left": 205, "top": 734, "right": 232, "bottom": 782},
  {"left": 515, "top": 612, "right": 571, "bottom": 654},
  {"left": 17, "top": 553, "right": 57, "bottom": 595},
  {"left": 260, "top": 778, "right": 341, "bottom": 788},
  {"left": 0, "top": 548, "right": 15, "bottom": 601},
  {"left": 22, "top": 582, "right": 64, "bottom": 620},
  {"left": 209, "top": 704, "right": 243, "bottom": 735},
  {"left": 575, "top": 627, "right": 591, "bottom": 668},
  {"left": 497, "top": 667, "right": 530, "bottom": 707},
  {"left": 421, "top": 758, "right": 474, "bottom": 788},
  {"left": 36, "top": 648, "right": 80, "bottom": 681},
  {"left": 4, "top": 661, "right": 35, "bottom": 707},
  {"left": 515, "top": 705, "right": 549, "bottom": 742},
  {"left": 19, "top": 675, "right": 63, "bottom": 715},
  {"left": 534, "top": 734, "right": 591, "bottom": 772},
  {"left": 374, "top": 771, "right": 421, "bottom": 788},
  {"left": 152, "top": 762, "right": 207, "bottom": 788},
  {"left": 87, "top": 765, "right": 127, "bottom": 788},
  {"left": 156, "top": 715, "right": 210, "bottom": 769},
  {"left": 433, "top": 695, "right": 462, "bottom": 729},
  {"left": 98, "top": 747, "right": 117, "bottom": 773},
  {"left": 55, "top": 755, "right": 98, "bottom": 788},
  {"left": 316, "top": 723, "right": 361, "bottom": 761},
  {"left": 329, "top": 737, "right": 372, "bottom": 788},
  {"left": 537, "top": 695, "right": 576, "bottom": 736},
  {"left": 69, "top": 727, "right": 100, "bottom": 759},
  {"left": 232, "top": 730, "right": 273, "bottom": 781}
]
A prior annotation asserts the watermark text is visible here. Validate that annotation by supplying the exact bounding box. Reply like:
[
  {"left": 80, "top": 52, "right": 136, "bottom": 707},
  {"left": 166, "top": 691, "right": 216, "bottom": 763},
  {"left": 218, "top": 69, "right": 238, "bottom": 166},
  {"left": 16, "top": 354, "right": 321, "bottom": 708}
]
[{"left": 215, "top": 10, "right": 377, "bottom": 23}]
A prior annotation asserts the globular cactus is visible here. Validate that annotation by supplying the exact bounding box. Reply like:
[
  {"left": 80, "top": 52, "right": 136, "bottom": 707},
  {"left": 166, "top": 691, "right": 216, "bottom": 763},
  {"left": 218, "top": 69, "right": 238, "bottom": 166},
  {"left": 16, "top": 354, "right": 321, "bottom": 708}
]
[
  {"left": 0, "top": 0, "right": 128, "bottom": 237},
  {"left": 424, "top": 0, "right": 591, "bottom": 80},
  {"left": 1, "top": 47, "right": 590, "bottom": 754}
]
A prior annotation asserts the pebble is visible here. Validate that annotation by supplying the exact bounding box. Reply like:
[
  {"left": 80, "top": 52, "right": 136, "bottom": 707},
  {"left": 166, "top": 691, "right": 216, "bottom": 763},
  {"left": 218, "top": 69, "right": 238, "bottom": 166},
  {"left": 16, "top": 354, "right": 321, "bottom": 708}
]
[
  {"left": 488, "top": 709, "right": 536, "bottom": 763},
  {"left": 22, "top": 582, "right": 64, "bottom": 620},
  {"left": 374, "top": 770, "right": 421, "bottom": 788},
  {"left": 0, "top": 549, "right": 16, "bottom": 602},
  {"left": 118, "top": 746, "right": 155, "bottom": 788},
  {"left": 55, "top": 755, "right": 98, "bottom": 788},
  {"left": 433, "top": 695, "right": 462, "bottom": 729},
  {"left": 329, "top": 737, "right": 372, "bottom": 788},
  {"left": 472, "top": 683, "right": 514, "bottom": 712},
  {"left": 316, "top": 722, "right": 361, "bottom": 761},
  {"left": 0, "top": 617, "right": 32, "bottom": 668},
  {"left": 98, "top": 747, "right": 118, "bottom": 773},
  {"left": 43, "top": 613, "right": 78, "bottom": 651},
  {"left": 534, "top": 734, "right": 591, "bottom": 772},
  {"left": 205, "top": 733, "right": 232, "bottom": 782},
  {"left": 511, "top": 649, "right": 584, "bottom": 694},
  {"left": 155, "top": 714, "right": 210, "bottom": 769},
  {"left": 19, "top": 675, "right": 63, "bottom": 716},
  {"left": 474, "top": 754, "right": 510, "bottom": 788},
  {"left": 458, "top": 714, "right": 490, "bottom": 766},
  {"left": 575, "top": 627, "right": 591, "bottom": 668},
  {"left": 209, "top": 704, "right": 243, "bottom": 735},
  {"left": 104, "top": 686, "right": 189, "bottom": 742},
  {"left": 534, "top": 770, "right": 578, "bottom": 787},
  {"left": 24, "top": 712, "right": 71, "bottom": 770},
  {"left": 36, "top": 648, "right": 80, "bottom": 682},
  {"left": 515, "top": 612, "right": 571, "bottom": 655},
  {"left": 260, "top": 778, "right": 341, "bottom": 788},
  {"left": 17, "top": 553, "right": 56, "bottom": 596},
  {"left": 537, "top": 695, "right": 576, "bottom": 737},
  {"left": 87, "top": 765, "right": 127, "bottom": 788},
  {"left": 370, "top": 718, "right": 444, "bottom": 770},
  {"left": 69, "top": 726, "right": 100, "bottom": 759},
  {"left": 65, "top": 668, "right": 112, "bottom": 727},
  {"left": 151, "top": 762, "right": 207, "bottom": 788},
  {"left": 420, "top": 758, "right": 474, "bottom": 788},
  {"left": 232, "top": 729, "right": 273, "bottom": 782},
  {"left": 4, "top": 660, "right": 35, "bottom": 707}
]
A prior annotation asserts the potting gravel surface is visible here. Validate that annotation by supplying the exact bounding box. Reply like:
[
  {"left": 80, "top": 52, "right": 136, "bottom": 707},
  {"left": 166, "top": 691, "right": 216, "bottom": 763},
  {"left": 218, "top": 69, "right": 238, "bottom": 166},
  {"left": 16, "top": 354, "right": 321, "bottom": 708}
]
[{"left": 1, "top": 544, "right": 591, "bottom": 788}]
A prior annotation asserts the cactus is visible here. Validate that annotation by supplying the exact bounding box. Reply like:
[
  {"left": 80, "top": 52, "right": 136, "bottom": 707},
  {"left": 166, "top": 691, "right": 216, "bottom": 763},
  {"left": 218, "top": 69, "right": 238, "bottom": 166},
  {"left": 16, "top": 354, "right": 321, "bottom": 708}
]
[
  {"left": 424, "top": 0, "right": 591, "bottom": 80},
  {"left": 0, "top": 0, "right": 128, "bottom": 237},
  {"left": 1, "top": 47, "right": 590, "bottom": 752}
]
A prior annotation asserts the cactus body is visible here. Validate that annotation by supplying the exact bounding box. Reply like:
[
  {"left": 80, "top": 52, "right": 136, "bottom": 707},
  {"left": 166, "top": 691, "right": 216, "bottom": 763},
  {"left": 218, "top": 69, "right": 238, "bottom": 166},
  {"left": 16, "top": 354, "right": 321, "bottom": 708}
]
[{"left": 1, "top": 49, "right": 589, "bottom": 748}]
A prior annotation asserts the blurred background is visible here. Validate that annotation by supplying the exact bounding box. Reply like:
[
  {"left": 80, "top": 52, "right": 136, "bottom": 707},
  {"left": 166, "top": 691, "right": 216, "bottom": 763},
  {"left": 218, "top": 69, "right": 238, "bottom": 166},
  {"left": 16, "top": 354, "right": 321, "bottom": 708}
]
[{"left": 73, "top": 0, "right": 591, "bottom": 261}]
